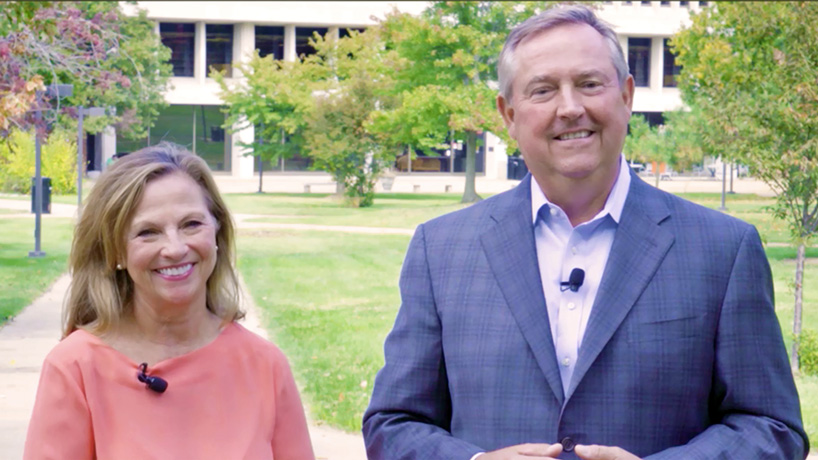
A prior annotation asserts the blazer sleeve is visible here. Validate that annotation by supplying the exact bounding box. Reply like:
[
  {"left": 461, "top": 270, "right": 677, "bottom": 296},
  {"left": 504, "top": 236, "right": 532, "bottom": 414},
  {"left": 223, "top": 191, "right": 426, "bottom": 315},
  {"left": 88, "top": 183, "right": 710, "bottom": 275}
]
[
  {"left": 645, "top": 225, "right": 808, "bottom": 460},
  {"left": 271, "top": 348, "right": 316, "bottom": 460},
  {"left": 24, "top": 353, "right": 95, "bottom": 460},
  {"left": 363, "top": 224, "right": 484, "bottom": 460}
]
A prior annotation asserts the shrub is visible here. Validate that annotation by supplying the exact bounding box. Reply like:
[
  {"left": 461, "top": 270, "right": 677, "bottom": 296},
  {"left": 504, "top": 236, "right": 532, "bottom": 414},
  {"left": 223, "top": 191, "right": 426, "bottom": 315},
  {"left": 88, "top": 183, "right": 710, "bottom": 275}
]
[
  {"left": 0, "top": 128, "right": 77, "bottom": 194},
  {"left": 799, "top": 329, "right": 818, "bottom": 376}
]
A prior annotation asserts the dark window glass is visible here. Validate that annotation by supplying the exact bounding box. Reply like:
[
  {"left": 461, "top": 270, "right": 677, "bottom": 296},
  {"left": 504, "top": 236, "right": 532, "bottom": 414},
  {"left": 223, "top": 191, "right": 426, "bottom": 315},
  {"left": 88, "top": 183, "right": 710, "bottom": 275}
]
[
  {"left": 339, "top": 27, "right": 367, "bottom": 39},
  {"left": 149, "top": 105, "right": 231, "bottom": 172},
  {"left": 160, "top": 23, "right": 195, "bottom": 77},
  {"left": 628, "top": 38, "right": 651, "bottom": 87},
  {"left": 641, "top": 1, "right": 651, "bottom": 5},
  {"left": 296, "top": 27, "right": 328, "bottom": 59},
  {"left": 680, "top": 1, "right": 689, "bottom": 6},
  {"left": 660, "top": 1, "right": 670, "bottom": 5},
  {"left": 256, "top": 26, "right": 284, "bottom": 60},
  {"left": 663, "top": 38, "right": 681, "bottom": 87},
  {"left": 206, "top": 24, "right": 233, "bottom": 77},
  {"left": 699, "top": 1, "right": 709, "bottom": 6}
]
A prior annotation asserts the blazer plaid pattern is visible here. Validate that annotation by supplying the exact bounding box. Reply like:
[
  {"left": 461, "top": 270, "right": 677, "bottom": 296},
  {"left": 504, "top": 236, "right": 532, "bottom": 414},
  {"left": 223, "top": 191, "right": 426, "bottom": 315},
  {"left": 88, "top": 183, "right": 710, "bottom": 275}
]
[{"left": 363, "top": 173, "right": 808, "bottom": 460}]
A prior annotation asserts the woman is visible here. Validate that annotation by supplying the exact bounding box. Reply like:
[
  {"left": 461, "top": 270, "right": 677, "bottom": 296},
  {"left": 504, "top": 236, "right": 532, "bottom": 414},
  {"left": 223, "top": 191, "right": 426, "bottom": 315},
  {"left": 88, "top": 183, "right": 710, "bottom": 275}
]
[{"left": 24, "top": 144, "right": 315, "bottom": 460}]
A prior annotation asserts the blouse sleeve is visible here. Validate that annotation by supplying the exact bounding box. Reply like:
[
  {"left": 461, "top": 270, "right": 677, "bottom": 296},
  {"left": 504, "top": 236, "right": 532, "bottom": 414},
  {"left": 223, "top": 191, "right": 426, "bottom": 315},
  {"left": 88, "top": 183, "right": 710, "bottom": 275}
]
[
  {"left": 271, "top": 350, "right": 315, "bottom": 460},
  {"left": 24, "top": 354, "right": 94, "bottom": 460}
]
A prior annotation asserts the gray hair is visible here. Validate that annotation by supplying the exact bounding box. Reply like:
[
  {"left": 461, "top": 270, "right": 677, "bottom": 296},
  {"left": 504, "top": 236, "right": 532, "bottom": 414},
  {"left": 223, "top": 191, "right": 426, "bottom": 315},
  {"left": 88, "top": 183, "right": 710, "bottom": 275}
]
[{"left": 498, "top": 4, "right": 629, "bottom": 101}]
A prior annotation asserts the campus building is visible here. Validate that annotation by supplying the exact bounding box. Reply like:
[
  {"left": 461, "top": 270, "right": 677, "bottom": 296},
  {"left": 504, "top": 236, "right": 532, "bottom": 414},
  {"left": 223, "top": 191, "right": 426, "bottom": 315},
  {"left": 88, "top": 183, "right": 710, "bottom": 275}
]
[{"left": 107, "top": 1, "right": 709, "bottom": 180}]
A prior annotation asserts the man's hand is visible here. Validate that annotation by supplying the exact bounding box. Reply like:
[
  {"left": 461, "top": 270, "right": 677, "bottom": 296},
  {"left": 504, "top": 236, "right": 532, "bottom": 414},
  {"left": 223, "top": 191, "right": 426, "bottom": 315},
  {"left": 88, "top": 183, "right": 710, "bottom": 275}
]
[
  {"left": 574, "top": 444, "right": 642, "bottom": 460},
  {"left": 477, "top": 443, "right": 563, "bottom": 459}
]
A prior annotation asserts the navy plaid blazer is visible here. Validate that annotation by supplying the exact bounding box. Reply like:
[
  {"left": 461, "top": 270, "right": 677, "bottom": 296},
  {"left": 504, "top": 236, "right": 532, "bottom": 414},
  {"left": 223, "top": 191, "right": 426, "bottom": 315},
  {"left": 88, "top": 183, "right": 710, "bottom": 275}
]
[{"left": 363, "top": 173, "right": 808, "bottom": 459}]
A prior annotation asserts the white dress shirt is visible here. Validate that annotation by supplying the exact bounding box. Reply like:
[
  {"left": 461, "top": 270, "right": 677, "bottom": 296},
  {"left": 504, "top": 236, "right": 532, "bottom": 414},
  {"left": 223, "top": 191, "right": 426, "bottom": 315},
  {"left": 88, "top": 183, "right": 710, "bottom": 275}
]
[
  {"left": 470, "top": 158, "right": 631, "bottom": 460},
  {"left": 531, "top": 155, "right": 631, "bottom": 398}
]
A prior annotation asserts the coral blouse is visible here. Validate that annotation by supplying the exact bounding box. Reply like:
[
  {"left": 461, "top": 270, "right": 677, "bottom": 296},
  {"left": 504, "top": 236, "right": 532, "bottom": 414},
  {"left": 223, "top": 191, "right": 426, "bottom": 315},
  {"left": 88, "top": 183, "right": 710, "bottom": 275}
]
[{"left": 24, "top": 322, "right": 315, "bottom": 460}]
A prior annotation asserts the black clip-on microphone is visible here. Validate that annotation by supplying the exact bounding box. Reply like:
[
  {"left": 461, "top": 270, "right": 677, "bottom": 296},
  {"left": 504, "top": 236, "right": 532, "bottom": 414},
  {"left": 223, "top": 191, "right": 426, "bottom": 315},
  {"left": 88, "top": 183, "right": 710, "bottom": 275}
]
[
  {"left": 560, "top": 268, "right": 585, "bottom": 293},
  {"left": 138, "top": 362, "right": 168, "bottom": 393}
]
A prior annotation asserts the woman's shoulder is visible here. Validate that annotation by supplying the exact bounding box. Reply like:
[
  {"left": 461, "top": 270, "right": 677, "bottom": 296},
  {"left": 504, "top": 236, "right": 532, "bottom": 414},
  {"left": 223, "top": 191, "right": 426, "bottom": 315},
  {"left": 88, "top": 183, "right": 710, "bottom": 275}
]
[
  {"left": 45, "top": 329, "right": 101, "bottom": 362},
  {"left": 218, "top": 322, "right": 293, "bottom": 370}
]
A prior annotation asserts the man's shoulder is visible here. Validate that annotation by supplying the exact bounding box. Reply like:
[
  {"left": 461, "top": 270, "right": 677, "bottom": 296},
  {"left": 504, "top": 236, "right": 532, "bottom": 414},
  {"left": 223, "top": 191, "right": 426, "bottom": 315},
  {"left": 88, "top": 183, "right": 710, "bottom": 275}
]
[
  {"left": 636, "top": 180, "right": 755, "bottom": 235},
  {"left": 422, "top": 185, "right": 521, "bottom": 233}
]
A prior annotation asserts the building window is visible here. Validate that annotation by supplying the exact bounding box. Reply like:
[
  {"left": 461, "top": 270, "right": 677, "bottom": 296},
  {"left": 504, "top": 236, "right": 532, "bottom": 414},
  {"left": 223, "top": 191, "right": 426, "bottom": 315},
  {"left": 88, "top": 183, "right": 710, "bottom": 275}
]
[
  {"left": 628, "top": 38, "right": 651, "bottom": 87},
  {"left": 663, "top": 39, "right": 681, "bottom": 87},
  {"left": 660, "top": 1, "right": 670, "bottom": 5},
  {"left": 160, "top": 23, "right": 195, "bottom": 77},
  {"left": 206, "top": 24, "right": 233, "bottom": 77},
  {"left": 256, "top": 26, "right": 284, "bottom": 60},
  {"left": 339, "top": 27, "right": 367, "bottom": 39},
  {"left": 296, "top": 27, "right": 329, "bottom": 59},
  {"left": 147, "top": 105, "right": 231, "bottom": 171},
  {"left": 680, "top": 1, "right": 689, "bottom": 6}
]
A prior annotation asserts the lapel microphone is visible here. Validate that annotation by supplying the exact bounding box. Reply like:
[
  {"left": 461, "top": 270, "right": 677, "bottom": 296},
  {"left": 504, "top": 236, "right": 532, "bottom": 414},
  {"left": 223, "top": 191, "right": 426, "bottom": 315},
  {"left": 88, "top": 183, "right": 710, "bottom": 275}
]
[
  {"left": 137, "top": 362, "right": 168, "bottom": 393},
  {"left": 560, "top": 268, "right": 585, "bottom": 292}
]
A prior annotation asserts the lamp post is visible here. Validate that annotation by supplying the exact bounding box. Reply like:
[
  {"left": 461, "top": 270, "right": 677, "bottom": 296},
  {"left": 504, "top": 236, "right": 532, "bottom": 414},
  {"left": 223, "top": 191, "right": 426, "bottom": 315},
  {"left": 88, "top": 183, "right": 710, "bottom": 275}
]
[
  {"left": 718, "top": 161, "right": 728, "bottom": 211},
  {"left": 30, "top": 84, "right": 73, "bottom": 258},
  {"left": 76, "top": 105, "right": 109, "bottom": 217}
]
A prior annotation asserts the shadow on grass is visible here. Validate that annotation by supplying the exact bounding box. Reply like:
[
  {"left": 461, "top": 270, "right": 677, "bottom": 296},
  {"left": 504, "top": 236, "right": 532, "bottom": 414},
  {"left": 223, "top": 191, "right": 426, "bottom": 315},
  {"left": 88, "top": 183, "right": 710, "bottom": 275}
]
[{"left": 766, "top": 246, "right": 818, "bottom": 261}]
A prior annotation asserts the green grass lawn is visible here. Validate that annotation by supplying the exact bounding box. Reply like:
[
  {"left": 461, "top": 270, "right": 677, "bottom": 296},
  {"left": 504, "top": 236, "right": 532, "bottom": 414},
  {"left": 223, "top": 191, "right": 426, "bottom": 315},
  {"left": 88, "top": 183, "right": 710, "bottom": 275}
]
[
  {"left": 0, "top": 217, "right": 73, "bottom": 323},
  {"left": 224, "top": 192, "right": 469, "bottom": 229},
  {"left": 237, "top": 229, "right": 407, "bottom": 430}
]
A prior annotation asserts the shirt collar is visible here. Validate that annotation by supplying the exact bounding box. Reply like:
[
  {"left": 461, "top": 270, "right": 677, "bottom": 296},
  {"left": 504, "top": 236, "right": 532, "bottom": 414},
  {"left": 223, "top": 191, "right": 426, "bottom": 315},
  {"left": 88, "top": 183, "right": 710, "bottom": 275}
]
[{"left": 530, "top": 154, "right": 632, "bottom": 226}]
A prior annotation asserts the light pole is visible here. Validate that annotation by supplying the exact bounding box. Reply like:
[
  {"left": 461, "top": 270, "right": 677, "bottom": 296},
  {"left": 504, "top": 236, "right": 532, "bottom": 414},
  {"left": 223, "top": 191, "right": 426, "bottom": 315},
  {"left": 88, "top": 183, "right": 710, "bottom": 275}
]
[
  {"left": 30, "top": 84, "right": 73, "bottom": 258},
  {"left": 718, "top": 161, "right": 728, "bottom": 211},
  {"left": 76, "top": 106, "right": 109, "bottom": 217}
]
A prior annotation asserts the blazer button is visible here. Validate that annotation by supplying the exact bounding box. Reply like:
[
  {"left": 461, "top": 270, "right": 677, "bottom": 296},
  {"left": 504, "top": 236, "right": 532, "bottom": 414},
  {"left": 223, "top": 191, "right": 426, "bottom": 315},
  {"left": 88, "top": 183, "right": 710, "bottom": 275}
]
[{"left": 561, "top": 437, "right": 576, "bottom": 452}]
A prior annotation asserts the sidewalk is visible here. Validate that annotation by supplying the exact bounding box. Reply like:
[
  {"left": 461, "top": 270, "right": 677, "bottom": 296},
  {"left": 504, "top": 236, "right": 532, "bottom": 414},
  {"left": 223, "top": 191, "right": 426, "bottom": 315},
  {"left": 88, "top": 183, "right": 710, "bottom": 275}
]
[{"left": 0, "top": 272, "right": 367, "bottom": 460}]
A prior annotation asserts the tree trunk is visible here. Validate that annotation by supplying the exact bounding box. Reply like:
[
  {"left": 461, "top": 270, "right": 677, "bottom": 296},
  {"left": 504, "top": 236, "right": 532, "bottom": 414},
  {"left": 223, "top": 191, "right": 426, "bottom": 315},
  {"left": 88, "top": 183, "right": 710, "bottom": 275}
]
[
  {"left": 791, "top": 242, "right": 806, "bottom": 372},
  {"left": 461, "top": 131, "right": 482, "bottom": 203},
  {"left": 654, "top": 170, "right": 660, "bottom": 188}
]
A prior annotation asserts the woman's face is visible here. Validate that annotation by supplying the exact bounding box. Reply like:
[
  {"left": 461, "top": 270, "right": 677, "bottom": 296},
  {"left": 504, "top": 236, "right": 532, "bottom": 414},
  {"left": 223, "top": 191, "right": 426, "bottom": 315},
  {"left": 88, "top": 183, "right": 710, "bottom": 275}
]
[{"left": 124, "top": 172, "right": 219, "bottom": 313}]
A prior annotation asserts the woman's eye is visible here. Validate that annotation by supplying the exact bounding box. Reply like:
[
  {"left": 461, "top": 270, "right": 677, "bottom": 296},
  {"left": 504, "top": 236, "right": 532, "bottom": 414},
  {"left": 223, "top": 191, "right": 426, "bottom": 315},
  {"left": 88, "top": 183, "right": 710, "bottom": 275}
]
[
  {"left": 184, "top": 220, "right": 203, "bottom": 229},
  {"left": 137, "top": 229, "right": 156, "bottom": 237}
]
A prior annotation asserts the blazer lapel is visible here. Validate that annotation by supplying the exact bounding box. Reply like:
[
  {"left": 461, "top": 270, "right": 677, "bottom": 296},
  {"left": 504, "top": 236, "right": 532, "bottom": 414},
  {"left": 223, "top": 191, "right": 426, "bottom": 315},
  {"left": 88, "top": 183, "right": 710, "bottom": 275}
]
[
  {"left": 567, "top": 175, "right": 675, "bottom": 400},
  {"left": 480, "top": 175, "right": 565, "bottom": 406}
]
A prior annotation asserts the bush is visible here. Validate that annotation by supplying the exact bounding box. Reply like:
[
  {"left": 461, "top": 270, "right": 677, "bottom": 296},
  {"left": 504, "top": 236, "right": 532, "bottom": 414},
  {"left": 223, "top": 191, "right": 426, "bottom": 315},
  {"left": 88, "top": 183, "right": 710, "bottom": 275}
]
[
  {"left": 0, "top": 128, "right": 77, "bottom": 194},
  {"left": 799, "top": 329, "right": 818, "bottom": 376}
]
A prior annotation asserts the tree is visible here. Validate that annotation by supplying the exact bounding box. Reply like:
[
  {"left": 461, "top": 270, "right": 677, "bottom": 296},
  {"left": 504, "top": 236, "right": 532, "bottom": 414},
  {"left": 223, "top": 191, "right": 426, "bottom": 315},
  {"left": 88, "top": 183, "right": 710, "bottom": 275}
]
[
  {"left": 371, "top": 2, "right": 551, "bottom": 203},
  {"left": 673, "top": 1, "right": 818, "bottom": 370},
  {"left": 0, "top": 2, "right": 171, "bottom": 139},
  {"left": 214, "top": 56, "right": 314, "bottom": 179},
  {"left": 303, "top": 30, "right": 399, "bottom": 207},
  {"left": 625, "top": 112, "right": 704, "bottom": 187}
]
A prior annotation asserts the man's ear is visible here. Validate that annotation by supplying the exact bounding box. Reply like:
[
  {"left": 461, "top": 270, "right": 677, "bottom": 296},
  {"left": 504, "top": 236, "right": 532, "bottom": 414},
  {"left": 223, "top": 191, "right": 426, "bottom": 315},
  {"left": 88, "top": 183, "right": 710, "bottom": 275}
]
[
  {"left": 622, "top": 74, "right": 635, "bottom": 112},
  {"left": 497, "top": 94, "right": 517, "bottom": 139}
]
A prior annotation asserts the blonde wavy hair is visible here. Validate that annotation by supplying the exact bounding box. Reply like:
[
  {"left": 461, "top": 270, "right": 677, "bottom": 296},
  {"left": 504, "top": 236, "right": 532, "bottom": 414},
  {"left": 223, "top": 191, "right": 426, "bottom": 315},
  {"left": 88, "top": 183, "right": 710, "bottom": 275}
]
[{"left": 63, "top": 143, "right": 243, "bottom": 337}]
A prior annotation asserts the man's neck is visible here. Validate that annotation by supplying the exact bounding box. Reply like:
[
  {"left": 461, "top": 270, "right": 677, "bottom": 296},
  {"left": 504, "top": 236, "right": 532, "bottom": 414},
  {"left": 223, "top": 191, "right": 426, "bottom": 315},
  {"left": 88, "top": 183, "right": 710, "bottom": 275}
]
[{"left": 533, "top": 170, "right": 618, "bottom": 227}]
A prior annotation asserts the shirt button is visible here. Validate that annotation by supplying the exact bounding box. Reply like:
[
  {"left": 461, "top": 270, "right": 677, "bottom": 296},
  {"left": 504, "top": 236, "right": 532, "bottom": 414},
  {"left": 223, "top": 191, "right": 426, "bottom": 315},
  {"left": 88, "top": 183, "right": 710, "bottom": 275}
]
[
  {"left": 550, "top": 208, "right": 558, "bottom": 216},
  {"left": 561, "top": 437, "right": 576, "bottom": 452},
  {"left": 561, "top": 357, "right": 571, "bottom": 367},
  {"left": 571, "top": 246, "right": 578, "bottom": 255},
  {"left": 567, "top": 302, "right": 576, "bottom": 310}
]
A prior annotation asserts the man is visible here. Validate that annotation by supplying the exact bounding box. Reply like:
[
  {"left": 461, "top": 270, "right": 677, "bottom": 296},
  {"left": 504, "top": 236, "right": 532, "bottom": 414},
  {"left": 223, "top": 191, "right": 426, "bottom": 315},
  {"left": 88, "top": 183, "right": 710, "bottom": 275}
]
[{"left": 363, "top": 5, "right": 808, "bottom": 460}]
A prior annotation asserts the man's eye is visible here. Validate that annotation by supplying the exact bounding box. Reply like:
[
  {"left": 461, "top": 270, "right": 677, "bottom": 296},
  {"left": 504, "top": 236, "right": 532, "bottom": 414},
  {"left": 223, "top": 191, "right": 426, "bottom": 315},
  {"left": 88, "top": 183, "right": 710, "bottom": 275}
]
[
  {"left": 581, "top": 81, "right": 602, "bottom": 89},
  {"left": 531, "top": 87, "right": 552, "bottom": 96}
]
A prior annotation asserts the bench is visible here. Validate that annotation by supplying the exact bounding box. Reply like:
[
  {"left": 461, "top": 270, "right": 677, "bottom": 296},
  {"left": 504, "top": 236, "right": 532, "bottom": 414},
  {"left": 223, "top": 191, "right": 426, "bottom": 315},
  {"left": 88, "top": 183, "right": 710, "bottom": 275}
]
[{"left": 303, "top": 182, "right": 336, "bottom": 193}]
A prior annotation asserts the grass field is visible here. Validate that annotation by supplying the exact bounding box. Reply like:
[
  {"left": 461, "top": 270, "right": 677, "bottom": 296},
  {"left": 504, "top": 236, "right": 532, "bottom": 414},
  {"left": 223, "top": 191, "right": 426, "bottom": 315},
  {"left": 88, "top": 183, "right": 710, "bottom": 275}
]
[{"left": 0, "top": 217, "right": 73, "bottom": 323}]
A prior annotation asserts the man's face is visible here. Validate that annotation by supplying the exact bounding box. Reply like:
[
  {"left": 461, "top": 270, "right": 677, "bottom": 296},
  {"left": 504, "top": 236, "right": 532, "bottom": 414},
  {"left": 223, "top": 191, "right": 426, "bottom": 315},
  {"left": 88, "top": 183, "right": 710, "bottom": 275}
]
[{"left": 497, "top": 23, "right": 634, "bottom": 187}]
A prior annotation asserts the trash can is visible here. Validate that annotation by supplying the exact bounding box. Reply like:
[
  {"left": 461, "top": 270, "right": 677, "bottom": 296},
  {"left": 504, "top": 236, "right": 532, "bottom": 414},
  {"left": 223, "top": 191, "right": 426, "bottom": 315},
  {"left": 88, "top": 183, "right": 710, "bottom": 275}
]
[{"left": 30, "top": 177, "right": 52, "bottom": 214}]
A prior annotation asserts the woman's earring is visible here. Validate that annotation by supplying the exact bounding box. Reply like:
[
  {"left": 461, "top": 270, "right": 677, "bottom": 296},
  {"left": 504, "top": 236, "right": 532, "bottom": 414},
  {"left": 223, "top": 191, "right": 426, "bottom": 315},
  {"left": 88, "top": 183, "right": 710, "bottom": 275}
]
[
  {"left": 215, "top": 245, "right": 219, "bottom": 251},
  {"left": 116, "top": 264, "right": 123, "bottom": 270}
]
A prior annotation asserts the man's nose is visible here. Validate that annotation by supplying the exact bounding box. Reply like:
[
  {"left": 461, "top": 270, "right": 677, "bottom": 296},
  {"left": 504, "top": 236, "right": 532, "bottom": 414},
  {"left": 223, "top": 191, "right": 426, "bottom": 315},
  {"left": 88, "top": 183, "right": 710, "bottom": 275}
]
[{"left": 555, "top": 88, "right": 585, "bottom": 120}]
